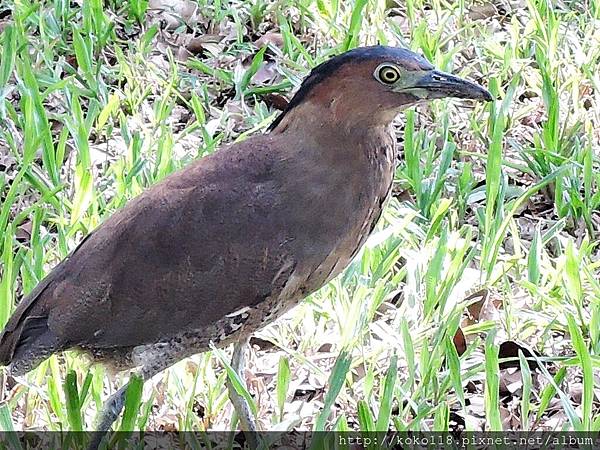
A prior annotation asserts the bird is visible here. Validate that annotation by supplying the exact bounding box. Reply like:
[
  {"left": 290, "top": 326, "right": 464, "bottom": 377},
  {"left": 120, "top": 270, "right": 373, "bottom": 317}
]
[{"left": 0, "top": 45, "right": 491, "bottom": 446}]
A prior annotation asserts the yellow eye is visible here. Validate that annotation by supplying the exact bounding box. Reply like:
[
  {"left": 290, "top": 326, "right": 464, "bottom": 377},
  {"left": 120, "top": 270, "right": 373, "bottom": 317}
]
[{"left": 376, "top": 65, "right": 401, "bottom": 84}]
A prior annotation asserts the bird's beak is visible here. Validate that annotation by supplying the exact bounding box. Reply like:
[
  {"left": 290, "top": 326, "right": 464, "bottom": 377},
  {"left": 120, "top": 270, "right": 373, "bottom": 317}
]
[{"left": 409, "top": 69, "right": 493, "bottom": 102}]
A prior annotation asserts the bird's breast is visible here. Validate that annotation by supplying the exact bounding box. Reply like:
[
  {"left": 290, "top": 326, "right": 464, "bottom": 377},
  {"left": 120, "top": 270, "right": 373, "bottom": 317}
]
[{"left": 279, "top": 134, "right": 397, "bottom": 295}]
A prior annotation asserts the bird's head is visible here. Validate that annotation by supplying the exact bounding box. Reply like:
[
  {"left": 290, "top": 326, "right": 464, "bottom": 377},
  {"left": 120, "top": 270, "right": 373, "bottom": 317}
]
[{"left": 269, "top": 45, "right": 492, "bottom": 133}]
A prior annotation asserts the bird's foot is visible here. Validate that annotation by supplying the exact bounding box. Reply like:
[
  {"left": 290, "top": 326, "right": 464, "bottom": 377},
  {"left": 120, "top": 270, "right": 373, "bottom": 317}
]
[
  {"left": 226, "top": 339, "right": 259, "bottom": 449},
  {"left": 87, "top": 384, "right": 128, "bottom": 450}
]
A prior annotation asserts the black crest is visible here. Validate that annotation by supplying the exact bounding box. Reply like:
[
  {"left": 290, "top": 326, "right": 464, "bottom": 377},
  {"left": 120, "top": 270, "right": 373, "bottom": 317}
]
[{"left": 267, "top": 46, "right": 431, "bottom": 131}]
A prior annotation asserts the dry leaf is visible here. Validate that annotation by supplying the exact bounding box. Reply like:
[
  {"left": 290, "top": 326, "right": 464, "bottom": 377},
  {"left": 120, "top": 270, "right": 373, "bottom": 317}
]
[
  {"left": 498, "top": 341, "right": 540, "bottom": 370},
  {"left": 499, "top": 367, "right": 524, "bottom": 395},
  {"left": 465, "top": 289, "right": 489, "bottom": 321},
  {"left": 255, "top": 32, "right": 284, "bottom": 49},
  {"left": 453, "top": 327, "right": 467, "bottom": 356},
  {"left": 149, "top": 0, "right": 199, "bottom": 29},
  {"left": 569, "top": 383, "right": 583, "bottom": 405},
  {"left": 468, "top": 3, "right": 499, "bottom": 20}
]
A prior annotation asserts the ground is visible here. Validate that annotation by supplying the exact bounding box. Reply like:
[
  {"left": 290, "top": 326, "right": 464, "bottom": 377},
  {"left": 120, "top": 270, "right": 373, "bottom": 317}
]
[{"left": 0, "top": 0, "right": 599, "bottom": 438}]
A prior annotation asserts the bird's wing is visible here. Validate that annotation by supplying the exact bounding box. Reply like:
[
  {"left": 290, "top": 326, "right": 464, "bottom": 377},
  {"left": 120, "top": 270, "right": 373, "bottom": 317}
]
[{"left": 31, "top": 136, "right": 300, "bottom": 350}]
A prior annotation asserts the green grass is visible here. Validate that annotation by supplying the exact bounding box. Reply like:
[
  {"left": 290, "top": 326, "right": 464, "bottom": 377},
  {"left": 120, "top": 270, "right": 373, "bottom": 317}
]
[{"left": 0, "top": 0, "right": 599, "bottom": 437}]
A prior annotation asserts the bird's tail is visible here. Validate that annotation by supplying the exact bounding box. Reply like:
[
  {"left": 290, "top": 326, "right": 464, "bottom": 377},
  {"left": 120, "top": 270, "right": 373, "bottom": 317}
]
[
  {"left": 0, "top": 275, "right": 62, "bottom": 375},
  {"left": 0, "top": 328, "right": 17, "bottom": 366},
  {"left": 0, "top": 316, "right": 61, "bottom": 376}
]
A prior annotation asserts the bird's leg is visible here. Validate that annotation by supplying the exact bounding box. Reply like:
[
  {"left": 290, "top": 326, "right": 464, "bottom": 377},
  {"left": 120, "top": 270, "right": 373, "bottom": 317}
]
[
  {"left": 87, "top": 337, "right": 257, "bottom": 450},
  {"left": 87, "top": 344, "right": 194, "bottom": 450},
  {"left": 226, "top": 338, "right": 258, "bottom": 448},
  {"left": 87, "top": 384, "right": 129, "bottom": 450}
]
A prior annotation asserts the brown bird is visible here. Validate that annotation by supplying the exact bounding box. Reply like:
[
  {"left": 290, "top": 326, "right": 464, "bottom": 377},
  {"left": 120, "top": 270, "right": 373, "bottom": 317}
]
[{"left": 0, "top": 46, "right": 491, "bottom": 443}]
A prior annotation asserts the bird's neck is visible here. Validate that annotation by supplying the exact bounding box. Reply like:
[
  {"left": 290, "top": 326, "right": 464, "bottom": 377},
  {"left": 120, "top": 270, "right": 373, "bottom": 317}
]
[
  {"left": 269, "top": 104, "right": 396, "bottom": 179},
  {"left": 270, "top": 98, "right": 396, "bottom": 140}
]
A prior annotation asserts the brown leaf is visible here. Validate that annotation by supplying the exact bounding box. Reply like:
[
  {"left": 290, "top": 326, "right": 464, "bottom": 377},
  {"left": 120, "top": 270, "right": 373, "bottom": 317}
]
[
  {"left": 317, "top": 343, "right": 332, "bottom": 353},
  {"left": 148, "top": 0, "right": 199, "bottom": 29},
  {"left": 175, "top": 46, "right": 192, "bottom": 62},
  {"left": 468, "top": 3, "right": 499, "bottom": 20},
  {"left": 159, "top": 422, "right": 178, "bottom": 431},
  {"left": 252, "top": 62, "right": 278, "bottom": 84},
  {"left": 292, "top": 385, "right": 317, "bottom": 402},
  {"left": 192, "top": 400, "right": 205, "bottom": 418},
  {"left": 255, "top": 31, "right": 284, "bottom": 49},
  {"left": 499, "top": 368, "right": 524, "bottom": 396},
  {"left": 453, "top": 327, "right": 467, "bottom": 356},
  {"left": 391, "top": 187, "right": 414, "bottom": 203},
  {"left": 185, "top": 37, "right": 206, "bottom": 55},
  {"left": 263, "top": 93, "right": 289, "bottom": 111},
  {"left": 569, "top": 383, "right": 583, "bottom": 405},
  {"left": 465, "top": 289, "right": 488, "bottom": 321},
  {"left": 249, "top": 336, "right": 276, "bottom": 350},
  {"left": 500, "top": 404, "right": 520, "bottom": 430},
  {"left": 465, "top": 380, "right": 478, "bottom": 394},
  {"left": 15, "top": 220, "right": 32, "bottom": 244},
  {"left": 449, "top": 411, "right": 466, "bottom": 432},
  {"left": 498, "top": 341, "right": 541, "bottom": 370}
]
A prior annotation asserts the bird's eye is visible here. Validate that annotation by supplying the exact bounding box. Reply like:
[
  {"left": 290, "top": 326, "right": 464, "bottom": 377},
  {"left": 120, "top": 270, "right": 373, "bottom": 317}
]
[{"left": 375, "top": 64, "right": 401, "bottom": 84}]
